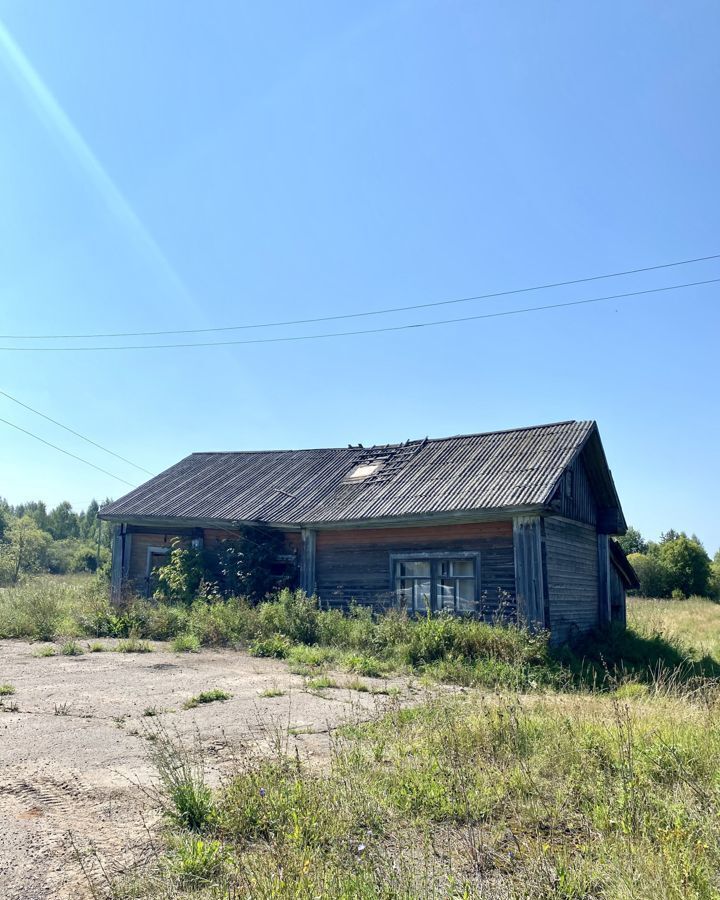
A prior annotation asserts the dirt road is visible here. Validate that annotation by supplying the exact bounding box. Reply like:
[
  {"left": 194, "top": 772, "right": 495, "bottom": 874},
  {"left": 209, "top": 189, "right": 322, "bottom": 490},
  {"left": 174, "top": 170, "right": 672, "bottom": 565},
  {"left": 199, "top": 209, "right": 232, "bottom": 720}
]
[{"left": 0, "top": 640, "right": 406, "bottom": 899}]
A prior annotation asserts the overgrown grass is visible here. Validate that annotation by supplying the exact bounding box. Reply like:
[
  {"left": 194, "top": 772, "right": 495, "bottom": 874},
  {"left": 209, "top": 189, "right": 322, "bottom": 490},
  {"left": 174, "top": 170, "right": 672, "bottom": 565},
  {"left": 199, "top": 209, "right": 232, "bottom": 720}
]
[
  {"left": 117, "top": 636, "right": 153, "bottom": 654},
  {"left": 629, "top": 595, "right": 720, "bottom": 661},
  {"left": 116, "top": 688, "right": 720, "bottom": 899},
  {"left": 4, "top": 579, "right": 720, "bottom": 694}
]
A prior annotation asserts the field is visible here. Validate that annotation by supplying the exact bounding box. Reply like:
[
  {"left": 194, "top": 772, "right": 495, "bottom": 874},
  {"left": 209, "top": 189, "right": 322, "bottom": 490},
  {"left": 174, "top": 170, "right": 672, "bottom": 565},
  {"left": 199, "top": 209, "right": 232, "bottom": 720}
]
[
  {"left": 2, "top": 579, "right": 720, "bottom": 899},
  {"left": 629, "top": 595, "right": 720, "bottom": 661}
]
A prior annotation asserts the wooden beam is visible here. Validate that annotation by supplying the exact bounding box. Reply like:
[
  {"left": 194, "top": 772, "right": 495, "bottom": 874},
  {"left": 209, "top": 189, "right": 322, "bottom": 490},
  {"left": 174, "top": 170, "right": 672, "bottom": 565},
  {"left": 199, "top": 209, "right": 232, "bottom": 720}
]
[
  {"left": 110, "top": 525, "right": 123, "bottom": 606},
  {"left": 598, "top": 533, "right": 611, "bottom": 625},
  {"left": 513, "top": 515, "right": 546, "bottom": 630},
  {"left": 300, "top": 528, "right": 316, "bottom": 596}
]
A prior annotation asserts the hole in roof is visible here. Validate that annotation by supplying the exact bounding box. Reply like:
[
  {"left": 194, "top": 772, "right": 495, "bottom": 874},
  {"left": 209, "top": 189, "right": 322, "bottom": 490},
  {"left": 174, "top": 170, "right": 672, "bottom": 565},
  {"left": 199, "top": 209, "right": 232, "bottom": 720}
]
[{"left": 345, "top": 461, "right": 382, "bottom": 481}]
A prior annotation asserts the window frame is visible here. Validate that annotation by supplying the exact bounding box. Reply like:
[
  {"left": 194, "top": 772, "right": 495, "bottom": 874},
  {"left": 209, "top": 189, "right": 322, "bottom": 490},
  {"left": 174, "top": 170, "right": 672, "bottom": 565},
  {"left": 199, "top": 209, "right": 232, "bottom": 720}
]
[{"left": 389, "top": 551, "right": 481, "bottom": 615}]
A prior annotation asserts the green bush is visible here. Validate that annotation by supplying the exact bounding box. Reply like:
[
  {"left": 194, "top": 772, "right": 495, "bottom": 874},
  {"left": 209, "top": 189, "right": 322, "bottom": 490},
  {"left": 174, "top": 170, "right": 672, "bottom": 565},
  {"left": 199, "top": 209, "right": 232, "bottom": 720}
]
[
  {"left": 154, "top": 527, "right": 293, "bottom": 604},
  {"left": 287, "top": 644, "right": 338, "bottom": 669},
  {"left": 172, "top": 633, "right": 201, "bottom": 653},
  {"left": 188, "top": 598, "right": 256, "bottom": 646},
  {"left": 249, "top": 634, "right": 292, "bottom": 659},
  {"left": 256, "top": 589, "right": 319, "bottom": 644},
  {"left": 0, "top": 578, "right": 66, "bottom": 640}
]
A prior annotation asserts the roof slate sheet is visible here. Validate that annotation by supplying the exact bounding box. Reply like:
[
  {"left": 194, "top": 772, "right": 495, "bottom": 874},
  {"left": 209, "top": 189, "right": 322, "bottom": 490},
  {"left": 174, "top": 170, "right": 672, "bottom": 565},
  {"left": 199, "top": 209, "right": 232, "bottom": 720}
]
[{"left": 100, "top": 420, "right": 597, "bottom": 526}]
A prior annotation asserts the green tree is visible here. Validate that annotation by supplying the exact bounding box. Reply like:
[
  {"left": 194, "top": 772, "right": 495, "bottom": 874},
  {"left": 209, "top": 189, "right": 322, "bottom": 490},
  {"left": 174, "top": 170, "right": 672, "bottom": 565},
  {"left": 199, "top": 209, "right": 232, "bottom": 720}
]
[
  {"left": 0, "top": 516, "right": 52, "bottom": 584},
  {"left": 616, "top": 526, "right": 648, "bottom": 556},
  {"left": 628, "top": 552, "right": 668, "bottom": 598},
  {"left": 81, "top": 499, "right": 100, "bottom": 540},
  {"left": 14, "top": 500, "right": 49, "bottom": 533},
  {"left": 47, "top": 501, "right": 79, "bottom": 540},
  {"left": 709, "top": 549, "right": 720, "bottom": 599},
  {"left": 658, "top": 535, "right": 711, "bottom": 598}
]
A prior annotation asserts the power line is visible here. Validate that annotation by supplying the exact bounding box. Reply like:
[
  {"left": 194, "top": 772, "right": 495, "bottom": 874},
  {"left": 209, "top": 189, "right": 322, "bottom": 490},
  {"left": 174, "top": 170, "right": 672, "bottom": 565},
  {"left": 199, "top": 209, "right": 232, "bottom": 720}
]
[
  {"left": 1, "top": 252, "right": 718, "bottom": 340},
  {"left": 0, "top": 277, "right": 716, "bottom": 352},
  {"left": 0, "top": 388, "right": 154, "bottom": 475},
  {"left": 0, "top": 416, "right": 137, "bottom": 486}
]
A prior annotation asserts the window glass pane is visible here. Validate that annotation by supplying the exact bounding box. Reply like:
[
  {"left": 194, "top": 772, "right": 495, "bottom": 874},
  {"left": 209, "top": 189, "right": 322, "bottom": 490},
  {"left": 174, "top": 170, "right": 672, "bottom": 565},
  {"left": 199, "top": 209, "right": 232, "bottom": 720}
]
[
  {"left": 397, "top": 582, "right": 413, "bottom": 610},
  {"left": 438, "top": 578, "right": 456, "bottom": 611},
  {"left": 414, "top": 579, "right": 431, "bottom": 612},
  {"left": 398, "top": 560, "right": 430, "bottom": 578},
  {"left": 456, "top": 579, "right": 476, "bottom": 612},
  {"left": 451, "top": 559, "right": 474, "bottom": 577}
]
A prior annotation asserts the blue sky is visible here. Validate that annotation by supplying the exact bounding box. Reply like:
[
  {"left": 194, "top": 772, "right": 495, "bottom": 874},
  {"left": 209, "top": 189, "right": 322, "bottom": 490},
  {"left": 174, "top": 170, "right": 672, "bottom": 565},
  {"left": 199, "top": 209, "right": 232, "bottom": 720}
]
[{"left": 0, "top": 2, "right": 718, "bottom": 551}]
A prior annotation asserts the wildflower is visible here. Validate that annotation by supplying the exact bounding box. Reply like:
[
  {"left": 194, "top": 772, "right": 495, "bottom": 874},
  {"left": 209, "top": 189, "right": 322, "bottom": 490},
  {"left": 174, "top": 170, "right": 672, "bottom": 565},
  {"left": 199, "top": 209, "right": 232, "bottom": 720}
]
[
  {"left": 357, "top": 843, "right": 366, "bottom": 853},
  {"left": 259, "top": 787, "right": 266, "bottom": 797}
]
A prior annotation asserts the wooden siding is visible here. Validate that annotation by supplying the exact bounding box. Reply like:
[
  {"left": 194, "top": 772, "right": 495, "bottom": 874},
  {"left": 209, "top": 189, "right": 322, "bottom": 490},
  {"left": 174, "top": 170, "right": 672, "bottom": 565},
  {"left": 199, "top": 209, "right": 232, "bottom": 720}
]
[
  {"left": 512, "top": 516, "right": 546, "bottom": 629},
  {"left": 544, "top": 517, "right": 599, "bottom": 643},
  {"left": 557, "top": 456, "right": 598, "bottom": 526},
  {"left": 203, "top": 529, "right": 301, "bottom": 566},
  {"left": 315, "top": 521, "right": 515, "bottom": 617},
  {"left": 128, "top": 532, "right": 188, "bottom": 583},
  {"left": 610, "top": 562, "right": 627, "bottom": 626},
  {"left": 204, "top": 529, "right": 301, "bottom": 554}
]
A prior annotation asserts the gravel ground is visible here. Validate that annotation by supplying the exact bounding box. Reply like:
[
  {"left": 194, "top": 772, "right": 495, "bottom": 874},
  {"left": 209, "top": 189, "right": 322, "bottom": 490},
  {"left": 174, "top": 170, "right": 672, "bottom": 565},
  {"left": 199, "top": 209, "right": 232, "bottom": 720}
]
[{"left": 0, "top": 639, "right": 410, "bottom": 899}]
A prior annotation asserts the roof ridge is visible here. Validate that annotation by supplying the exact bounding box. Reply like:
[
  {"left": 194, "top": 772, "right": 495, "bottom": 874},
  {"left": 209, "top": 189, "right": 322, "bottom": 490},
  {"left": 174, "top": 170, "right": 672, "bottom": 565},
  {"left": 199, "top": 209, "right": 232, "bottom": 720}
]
[{"left": 189, "top": 420, "right": 590, "bottom": 456}]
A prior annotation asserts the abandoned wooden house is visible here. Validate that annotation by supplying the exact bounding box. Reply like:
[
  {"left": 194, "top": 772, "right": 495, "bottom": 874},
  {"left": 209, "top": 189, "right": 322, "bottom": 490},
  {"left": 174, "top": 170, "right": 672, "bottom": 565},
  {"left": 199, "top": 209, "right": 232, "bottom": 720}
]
[{"left": 99, "top": 420, "right": 638, "bottom": 642}]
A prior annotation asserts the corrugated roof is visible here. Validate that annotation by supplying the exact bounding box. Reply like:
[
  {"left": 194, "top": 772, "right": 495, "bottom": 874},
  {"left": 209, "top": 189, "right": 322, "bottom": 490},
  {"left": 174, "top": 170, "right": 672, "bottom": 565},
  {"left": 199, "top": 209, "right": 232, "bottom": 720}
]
[{"left": 100, "top": 420, "right": 599, "bottom": 526}]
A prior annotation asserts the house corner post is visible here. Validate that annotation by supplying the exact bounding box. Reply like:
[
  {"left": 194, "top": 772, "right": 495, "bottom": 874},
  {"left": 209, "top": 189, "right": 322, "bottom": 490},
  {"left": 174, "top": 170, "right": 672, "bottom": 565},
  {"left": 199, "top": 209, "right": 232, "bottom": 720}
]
[
  {"left": 110, "top": 525, "right": 124, "bottom": 606},
  {"left": 597, "top": 533, "right": 611, "bottom": 626},
  {"left": 512, "top": 515, "right": 546, "bottom": 631},
  {"left": 300, "top": 528, "right": 316, "bottom": 596}
]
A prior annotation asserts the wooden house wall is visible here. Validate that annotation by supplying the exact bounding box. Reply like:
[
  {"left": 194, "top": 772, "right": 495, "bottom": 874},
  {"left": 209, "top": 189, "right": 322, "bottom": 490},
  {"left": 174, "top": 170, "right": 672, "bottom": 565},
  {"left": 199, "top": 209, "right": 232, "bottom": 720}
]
[
  {"left": 204, "top": 529, "right": 301, "bottom": 555},
  {"left": 544, "top": 517, "right": 599, "bottom": 643},
  {"left": 315, "top": 521, "right": 515, "bottom": 617},
  {"left": 558, "top": 456, "right": 597, "bottom": 526},
  {"left": 128, "top": 532, "right": 189, "bottom": 583},
  {"left": 609, "top": 563, "right": 627, "bottom": 626}
]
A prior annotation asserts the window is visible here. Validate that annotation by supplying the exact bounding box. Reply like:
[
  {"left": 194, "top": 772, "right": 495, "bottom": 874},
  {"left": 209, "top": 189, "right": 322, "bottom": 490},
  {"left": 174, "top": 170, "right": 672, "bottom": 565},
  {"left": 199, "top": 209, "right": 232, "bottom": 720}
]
[
  {"left": 145, "top": 546, "right": 170, "bottom": 595},
  {"left": 396, "top": 559, "right": 432, "bottom": 613},
  {"left": 393, "top": 554, "right": 478, "bottom": 614}
]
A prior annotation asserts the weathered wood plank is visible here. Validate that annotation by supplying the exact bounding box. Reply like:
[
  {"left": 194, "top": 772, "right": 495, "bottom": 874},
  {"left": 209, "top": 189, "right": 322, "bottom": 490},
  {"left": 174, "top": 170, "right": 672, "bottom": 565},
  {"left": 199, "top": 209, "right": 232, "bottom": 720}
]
[
  {"left": 597, "top": 533, "right": 611, "bottom": 626},
  {"left": 316, "top": 521, "right": 515, "bottom": 616},
  {"left": 110, "top": 526, "right": 123, "bottom": 605},
  {"left": 544, "top": 517, "right": 599, "bottom": 643},
  {"left": 300, "top": 528, "right": 317, "bottom": 595},
  {"left": 512, "top": 516, "right": 545, "bottom": 629}
]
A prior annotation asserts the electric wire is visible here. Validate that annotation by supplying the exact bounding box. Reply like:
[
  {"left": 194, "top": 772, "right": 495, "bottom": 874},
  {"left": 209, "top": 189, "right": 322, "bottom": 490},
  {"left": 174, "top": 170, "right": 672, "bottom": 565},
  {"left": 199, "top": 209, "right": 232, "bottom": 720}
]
[
  {"left": 0, "top": 388, "right": 155, "bottom": 475},
  {"left": 0, "top": 416, "right": 137, "bottom": 486},
  {"left": 0, "top": 277, "right": 716, "bottom": 352},
  {"left": 1, "top": 252, "right": 718, "bottom": 339}
]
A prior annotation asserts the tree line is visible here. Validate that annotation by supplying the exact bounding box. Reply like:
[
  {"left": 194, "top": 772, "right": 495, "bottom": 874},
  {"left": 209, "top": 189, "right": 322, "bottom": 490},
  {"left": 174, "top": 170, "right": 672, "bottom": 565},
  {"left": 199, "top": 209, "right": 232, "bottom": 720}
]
[
  {"left": 0, "top": 498, "right": 113, "bottom": 585},
  {"left": 616, "top": 527, "right": 720, "bottom": 599}
]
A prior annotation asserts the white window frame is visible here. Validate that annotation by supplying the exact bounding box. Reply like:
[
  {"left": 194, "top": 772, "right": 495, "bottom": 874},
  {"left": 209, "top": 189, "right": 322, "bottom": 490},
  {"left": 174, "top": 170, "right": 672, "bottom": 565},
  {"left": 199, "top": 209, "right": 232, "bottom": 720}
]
[{"left": 390, "top": 551, "right": 480, "bottom": 615}]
